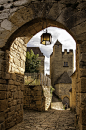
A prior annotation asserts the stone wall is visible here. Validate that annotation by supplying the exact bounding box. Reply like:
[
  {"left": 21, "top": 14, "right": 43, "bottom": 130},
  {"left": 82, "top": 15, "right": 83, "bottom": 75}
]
[
  {"left": 54, "top": 83, "right": 71, "bottom": 105},
  {"left": 70, "top": 71, "right": 76, "bottom": 111},
  {"left": 24, "top": 85, "right": 45, "bottom": 111},
  {"left": 75, "top": 42, "right": 86, "bottom": 130},
  {"left": 0, "top": 37, "right": 26, "bottom": 129},
  {"left": 24, "top": 73, "right": 52, "bottom": 111},
  {"left": 24, "top": 85, "right": 52, "bottom": 111}
]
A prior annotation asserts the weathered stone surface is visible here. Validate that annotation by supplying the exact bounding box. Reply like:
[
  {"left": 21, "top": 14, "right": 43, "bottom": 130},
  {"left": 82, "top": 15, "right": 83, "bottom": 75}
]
[
  {"left": 0, "top": 100, "right": 7, "bottom": 111},
  {"left": 0, "top": 91, "right": 6, "bottom": 100},
  {"left": 15, "top": 104, "right": 20, "bottom": 111},
  {"left": 13, "top": 91, "right": 18, "bottom": 99},
  {"left": 80, "top": 77, "right": 86, "bottom": 92},
  {"left": 0, "top": 121, "right": 5, "bottom": 130},
  {"left": 80, "top": 108, "right": 86, "bottom": 125},
  {"left": 13, "top": 0, "right": 29, "bottom": 6},
  {"left": 79, "top": 69, "right": 86, "bottom": 77},
  {"left": 8, "top": 80, "right": 14, "bottom": 85},
  {"left": 0, "top": 79, "right": 6, "bottom": 84},
  {"left": 0, "top": 112, "right": 5, "bottom": 123},
  {"left": 0, "top": 84, "right": 7, "bottom": 91},
  {"left": 0, "top": 12, "right": 9, "bottom": 19},
  {"left": 71, "top": 21, "right": 86, "bottom": 36},
  {"left": 5, "top": 73, "right": 10, "bottom": 79},
  {"left": 18, "top": 91, "right": 23, "bottom": 99},
  {"left": 0, "top": 39, "right": 7, "bottom": 47},
  {"left": 1, "top": 19, "right": 13, "bottom": 31}
]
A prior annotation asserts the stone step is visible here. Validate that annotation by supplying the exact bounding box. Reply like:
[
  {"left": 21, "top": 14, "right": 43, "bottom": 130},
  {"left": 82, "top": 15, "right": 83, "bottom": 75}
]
[{"left": 51, "top": 102, "right": 63, "bottom": 110}]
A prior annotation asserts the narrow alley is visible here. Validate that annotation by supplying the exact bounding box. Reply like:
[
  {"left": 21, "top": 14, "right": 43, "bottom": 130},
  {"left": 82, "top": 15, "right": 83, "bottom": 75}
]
[{"left": 9, "top": 109, "right": 76, "bottom": 130}]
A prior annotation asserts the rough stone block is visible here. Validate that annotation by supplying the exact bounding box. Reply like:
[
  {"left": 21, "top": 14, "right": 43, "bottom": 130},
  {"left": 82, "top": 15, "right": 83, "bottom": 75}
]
[
  {"left": 14, "top": 68, "right": 20, "bottom": 73},
  {"left": 17, "top": 86, "right": 20, "bottom": 91},
  {"left": 0, "top": 121, "right": 5, "bottom": 130},
  {"left": 80, "top": 69, "right": 86, "bottom": 77},
  {"left": 21, "top": 84, "right": 24, "bottom": 91},
  {"left": 12, "top": 100, "right": 17, "bottom": 106},
  {"left": 5, "top": 73, "right": 10, "bottom": 79},
  {"left": 20, "top": 53, "right": 26, "bottom": 61},
  {"left": 0, "top": 84, "right": 7, "bottom": 90},
  {"left": 80, "top": 53, "right": 86, "bottom": 62},
  {"left": 13, "top": 43, "right": 17, "bottom": 50},
  {"left": 13, "top": 58, "right": 20, "bottom": 66},
  {"left": 17, "top": 99, "right": 21, "bottom": 104},
  {"left": 10, "top": 106, "right": 15, "bottom": 112},
  {"left": 0, "top": 100, "right": 7, "bottom": 112},
  {"left": 16, "top": 104, "right": 20, "bottom": 111},
  {"left": 0, "top": 79, "right": 6, "bottom": 84},
  {"left": 11, "top": 73, "right": 16, "bottom": 80},
  {"left": 8, "top": 101, "right": 12, "bottom": 107},
  {"left": 80, "top": 108, "right": 86, "bottom": 125},
  {"left": 1, "top": 19, "right": 13, "bottom": 31},
  {"left": 5, "top": 116, "right": 13, "bottom": 128},
  {"left": 36, "top": 101, "right": 41, "bottom": 105},
  {"left": 80, "top": 78, "right": 86, "bottom": 92},
  {"left": 8, "top": 110, "right": 15, "bottom": 118},
  {"left": 0, "top": 112, "right": 5, "bottom": 123},
  {"left": 7, "top": 91, "right": 12, "bottom": 98},
  {"left": 8, "top": 80, "right": 14, "bottom": 85},
  {"left": 13, "top": 91, "right": 18, "bottom": 99},
  {"left": 16, "top": 115, "right": 23, "bottom": 124},
  {"left": 18, "top": 91, "right": 23, "bottom": 99},
  {"left": 9, "top": 55, "right": 13, "bottom": 63},
  {"left": 80, "top": 93, "right": 86, "bottom": 105},
  {"left": 0, "top": 91, "right": 6, "bottom": 100}
]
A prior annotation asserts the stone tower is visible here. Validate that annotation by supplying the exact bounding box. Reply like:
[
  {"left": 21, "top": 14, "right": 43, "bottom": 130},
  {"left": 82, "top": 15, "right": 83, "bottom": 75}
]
[{"left": 50, "top": 40, "right": 73, "bottom": 86}]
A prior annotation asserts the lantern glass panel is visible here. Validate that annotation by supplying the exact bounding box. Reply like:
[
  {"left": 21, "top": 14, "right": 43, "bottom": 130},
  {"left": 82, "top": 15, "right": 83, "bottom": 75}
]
[
  {"left": 42, "top": 41, "right": 45, "bottom": 45},
  {"left": 46, "top": 41, "right": 50, "bottom": 45}
]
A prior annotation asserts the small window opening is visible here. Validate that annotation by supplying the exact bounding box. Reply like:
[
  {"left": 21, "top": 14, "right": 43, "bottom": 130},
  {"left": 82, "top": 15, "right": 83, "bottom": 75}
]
[{"left": 64, "top": 62, "right": 68, "bottom": 66}]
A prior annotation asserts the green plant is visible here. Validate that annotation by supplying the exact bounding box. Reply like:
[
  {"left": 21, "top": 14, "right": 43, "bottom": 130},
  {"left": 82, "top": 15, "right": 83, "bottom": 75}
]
[
  {"left": 25, "top": 49, "right": 41, "bottom": 73},
  {"left": 50, "top": 86, "right": 55, "bottom": 95}
]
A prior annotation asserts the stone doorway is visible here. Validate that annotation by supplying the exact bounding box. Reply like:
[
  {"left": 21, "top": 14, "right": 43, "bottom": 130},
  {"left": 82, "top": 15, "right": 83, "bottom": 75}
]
[{"left": 62, "top": 97, "right": 70, "bottom": 108}]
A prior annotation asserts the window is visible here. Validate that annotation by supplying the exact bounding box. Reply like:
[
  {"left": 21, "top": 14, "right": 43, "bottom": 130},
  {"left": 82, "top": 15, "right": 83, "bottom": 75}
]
[{"left": 64, "top": 62, "right": 68, "bottom": 66}]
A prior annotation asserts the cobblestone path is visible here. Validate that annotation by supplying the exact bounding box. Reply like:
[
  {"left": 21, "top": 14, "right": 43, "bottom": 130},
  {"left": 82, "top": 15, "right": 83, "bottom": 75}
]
[{"left": 9, "top": 109, "right": 76, "bottom": 130}]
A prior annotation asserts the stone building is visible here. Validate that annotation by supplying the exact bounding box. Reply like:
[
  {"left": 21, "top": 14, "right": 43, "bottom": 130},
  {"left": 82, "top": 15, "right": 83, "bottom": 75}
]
[
  {"left": 50, "top": 40, "right": 73, "bottom": 86},
  {"left": 54, "top": 71, "right": 72, "bottom": 107},
  {"left": 50, "top": 40, "right": 73, "bottom": 105},
  {"left": 27, "top": 47, "right": 45, "bottom": 74}
]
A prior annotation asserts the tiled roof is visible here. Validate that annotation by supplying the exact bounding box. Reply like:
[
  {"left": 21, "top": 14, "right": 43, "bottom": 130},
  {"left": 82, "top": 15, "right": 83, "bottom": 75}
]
[
  {"left": 27, "top": 47, "right": 44, "bottom": 57},
  {"left": 54, "top": 71, "right": 72, "bottom": 84},
  {"left": 54, "top": 40, "right": 62, "bottom": 45}
]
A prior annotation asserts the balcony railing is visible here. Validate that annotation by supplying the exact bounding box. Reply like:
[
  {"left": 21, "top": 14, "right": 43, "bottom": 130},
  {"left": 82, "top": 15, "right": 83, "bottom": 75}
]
[{"left": 24, "top": 73, "right": 51, "bottom": 86}]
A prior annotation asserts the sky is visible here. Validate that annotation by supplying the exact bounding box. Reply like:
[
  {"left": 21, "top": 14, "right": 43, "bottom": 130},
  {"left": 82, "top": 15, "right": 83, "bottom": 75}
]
[{"left": 27, "top": 27, "right": 76, "bottom": 75}]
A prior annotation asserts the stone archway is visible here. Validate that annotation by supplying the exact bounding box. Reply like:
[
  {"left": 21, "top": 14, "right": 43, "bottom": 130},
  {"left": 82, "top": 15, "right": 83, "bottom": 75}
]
[{"left": 0, "top": 1, "right": 86, "bottom": 130}]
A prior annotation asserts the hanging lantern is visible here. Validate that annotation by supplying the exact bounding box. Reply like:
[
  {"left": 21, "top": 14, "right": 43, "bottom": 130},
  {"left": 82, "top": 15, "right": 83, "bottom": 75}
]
[{"left": 40, "top": 30, "right": 52, "bottom": 45}]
